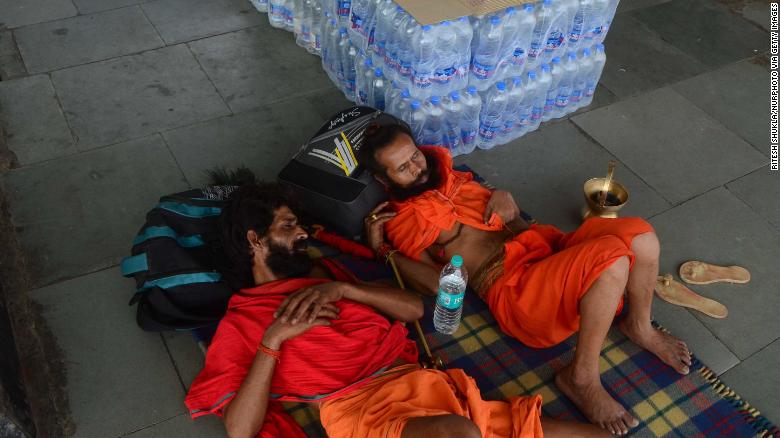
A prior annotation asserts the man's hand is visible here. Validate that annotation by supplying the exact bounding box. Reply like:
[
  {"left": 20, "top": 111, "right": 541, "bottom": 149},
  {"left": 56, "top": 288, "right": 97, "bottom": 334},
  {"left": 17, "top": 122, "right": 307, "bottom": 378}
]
[
  {"left": 274, "top": 284, "right": 346, "bottom": 324},
  {"left": 484, "top": 190, "right": 520, "bottom": 225},
  {"left": 364, "top": 201, "right": 397, "bottom": 251},
  {"left": 263, "top": 302, "right": 339, "bottom": 349}
]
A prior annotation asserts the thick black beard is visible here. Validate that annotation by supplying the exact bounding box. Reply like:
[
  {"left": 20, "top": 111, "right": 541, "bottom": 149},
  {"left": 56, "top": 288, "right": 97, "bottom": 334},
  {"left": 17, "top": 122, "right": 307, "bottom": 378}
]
[
  {"left": 388, "top": 152, "right": 444, "bottom": 201},
  {"left": 265, "top": 240, "right": 313, "bottom": 279}
]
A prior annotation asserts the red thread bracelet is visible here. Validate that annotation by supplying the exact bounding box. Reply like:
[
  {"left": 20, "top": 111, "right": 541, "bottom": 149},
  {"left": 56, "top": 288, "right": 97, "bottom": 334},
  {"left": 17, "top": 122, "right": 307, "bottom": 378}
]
[{"left": 257, "top": 343, "right": 281, "bottom": 362}]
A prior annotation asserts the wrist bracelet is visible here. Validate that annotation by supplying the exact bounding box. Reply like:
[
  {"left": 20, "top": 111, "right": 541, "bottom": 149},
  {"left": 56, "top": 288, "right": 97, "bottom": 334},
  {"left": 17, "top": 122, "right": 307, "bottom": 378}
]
[
  {"left": 376, "top": 243, "right": 392, "bottom": 261},
  {"left": 384, "top": 249, "right": 399, "bottom": 266},
  {"left": 257, "top": 343, "right": 281, "bottom": 362}
]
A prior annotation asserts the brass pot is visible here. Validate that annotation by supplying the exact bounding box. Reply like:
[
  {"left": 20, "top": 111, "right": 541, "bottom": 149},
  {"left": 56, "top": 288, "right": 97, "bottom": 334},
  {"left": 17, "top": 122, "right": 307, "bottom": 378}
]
[{"left": 582, "top": 178, "right": 629, "bottom": 220}]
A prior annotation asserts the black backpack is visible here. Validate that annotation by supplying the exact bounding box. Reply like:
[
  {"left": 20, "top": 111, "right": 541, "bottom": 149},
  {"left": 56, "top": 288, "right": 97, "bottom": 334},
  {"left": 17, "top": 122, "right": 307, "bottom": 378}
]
[
  {"left": 121, "top": 188, "right": 236, "bottom": 331},
  {"left": 277, "top": 106, "right": 392, "bottom": 238}
]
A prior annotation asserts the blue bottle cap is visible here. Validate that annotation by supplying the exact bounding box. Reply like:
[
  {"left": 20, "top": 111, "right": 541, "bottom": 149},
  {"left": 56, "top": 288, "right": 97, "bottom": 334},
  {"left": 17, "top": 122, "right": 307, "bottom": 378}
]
[
  {"left": 527, "top": 70, "right": 537, "bottom": 79},
  {"left": 364, "top": 58, "right": 373, "bottom": 67},
  {"left": 410, "top": 100, "right": 421, "bottom": 109},
  {"left": 543, "top": 0, "right": 552, "bottom": 5},
  {"left": 422, "top": 24, "right": 432, "bottom": 31},
  {"left": 401, "top": 88, "right": 411, "bottom": 97},
  {"left": 339, "top": 27, "right": 348, "bottom": 35},
  {"left": 541, "top": 64, "right": 551, "bottom": 72},
  {"left": 524, "top": 3, "right": 534, "bottom": 11},
  {"left": 512, "top": 76, "right": 522, "bottom": 86},
  {"left": 490, "top": 15, "right": 501, "bottom": 25},
  {"left": 467, "top": 85, "right": 477, "bottom": 94},
  {"left": 430, "top": 95, "right": 441, "bottom": 104},
  {"left": 459, "top": 16, "right": 469, "bottom": 22},
  {"left": 451, "top": 255, "right": 463, "bottom": 267},
  {"left": 596, "top": 43, "right": 605, "bottom": 51},
  {"left": 495, "top": 81, "right": 506, "bottom": 91},
  {"left": 505, "top": 6, "right": 515, "bottom": 13},
  {"left": 440, "top": 20, "right": 451, "bottom": 26},
  {"left": 582, "top": 48, "right": 591, "bottom": 56},
  {"left": 551, "top": 56, "right": 561, "bottom": 64},
  {"left": 450, "top": 91, "right": 460, "bottom": 101},
  {"left": 375, "top": 67, "right": 383, "bottom": 77}
]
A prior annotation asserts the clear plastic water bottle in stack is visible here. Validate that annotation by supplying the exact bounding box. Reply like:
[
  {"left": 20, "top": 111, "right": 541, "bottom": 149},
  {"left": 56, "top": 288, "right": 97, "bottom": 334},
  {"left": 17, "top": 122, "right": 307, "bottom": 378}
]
[
  {"left": 433, "top": 255, "right": 468, "bottom": 335},
  {"left": 441, "top": 91, "right": 463, "bottom": 154},
  {"left": 477, "top": 80, "right": 508, "bottom": 150},
  {"left": 459, "top": 85, "right": 481, "bottom": 155},
  {"left": 422, "top": 96, "right": 445, "bottom": 145}
]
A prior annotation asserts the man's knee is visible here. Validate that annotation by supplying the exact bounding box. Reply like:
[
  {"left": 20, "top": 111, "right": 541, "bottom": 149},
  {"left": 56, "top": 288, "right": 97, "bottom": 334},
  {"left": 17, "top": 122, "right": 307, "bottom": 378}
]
[
  {"left": 632, "top": 231, "right": 660, "bottom": 260},
  {"left": 403, "top": 414, "right": 481, "bottom": 438},
  {"left": 602, "top": 255, "right": 630, "bottom": 286}
]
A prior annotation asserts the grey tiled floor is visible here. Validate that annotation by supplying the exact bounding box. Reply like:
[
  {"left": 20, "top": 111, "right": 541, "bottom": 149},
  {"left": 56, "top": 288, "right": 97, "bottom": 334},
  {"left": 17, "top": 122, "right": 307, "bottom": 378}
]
[{"left": 0, "top": 0, "right": 776, "bottom": 436}]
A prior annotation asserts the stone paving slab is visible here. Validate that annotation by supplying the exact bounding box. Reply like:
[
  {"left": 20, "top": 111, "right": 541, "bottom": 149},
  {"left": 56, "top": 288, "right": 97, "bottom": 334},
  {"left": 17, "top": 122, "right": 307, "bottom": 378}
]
[
  {"left": 29, "top": 267, "right": 186, "bottom": 437},
  {"left": 572, "top": 87, "right": 766, "bottom": 205},
  {"left": 303, "top": 87, "right": 355, "bottom": 121},
  {"left": 454, "top": 120, "right": 671, "bottom": 231},
  {"left": 600, "top": 13, "right": 707, "bottom": 98},
  {"left": 188, "top": 25, "right": 334, "bottom": 113},
  {"left": 0, "top": 30, "right": 27, "bottom": 79},
  {"left": 15, "top": 6, "right": 164, "bottom": 74},
  {"left": 141, "top": 0, "right": 264, "bottom": 45},
  {"left": 1, "top": 135, "right": 188, "bottom": 287},
  {"left": 72, "top": 0, "right": 145, "bottom": 14},
  {"left": 672, "top": 59, "right": 769, "bottom": 156},
  {"left": 50, "top": 44, "right": 230, "bottom": 150},
  {"left": 720, "top": 338, "right": 780, "bottom": 424},
  {"left": 616, "top": 0, "right": 671, "bottom": 13},
  {"left": 0, "top": 74, "right": 75, "bottom": 165},
  {"left": 162, "top": 332, "right": 204, "bottom": 391},
  {"left": 648, "top": 187, "right": 780, "bottom": 360},
  {"left": 0, "top": 0, "right": 78, "bottom": 29},
  {"left": 163, "top": 96, "right": 325, "bottom": 186},
  {"left": 630, "top": 0, "right": 768, "bottom": 68},
  {"left": 726, "top": 166, "right": 780, "bottom": 231},
  {"left": 740, "top": 0, "right": 770, "bottom": 32},
  {"left": 126, "top": 413, "right": 225, "bottom": 437},
  {"left": 650, "top": 298, "right": 739, "bottom": 375}
]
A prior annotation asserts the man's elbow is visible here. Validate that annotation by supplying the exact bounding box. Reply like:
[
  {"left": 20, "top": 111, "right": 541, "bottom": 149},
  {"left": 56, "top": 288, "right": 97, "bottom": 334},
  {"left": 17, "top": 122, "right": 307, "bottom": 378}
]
[
  {"left": 223, "top": 409, "right": 258, "bottom": 438},
  {"left": 404, "top": 296, "right": 425, "bottom": 322}
]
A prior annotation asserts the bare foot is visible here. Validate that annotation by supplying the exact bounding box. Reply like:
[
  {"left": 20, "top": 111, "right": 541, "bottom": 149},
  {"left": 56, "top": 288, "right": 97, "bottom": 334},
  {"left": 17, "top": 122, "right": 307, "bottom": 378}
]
[
  {"left": 619, "top": 320, "right": 692, "bottom": 375},
  {"left": 555, "top": 364, "right": 638, "bottom": 435}
]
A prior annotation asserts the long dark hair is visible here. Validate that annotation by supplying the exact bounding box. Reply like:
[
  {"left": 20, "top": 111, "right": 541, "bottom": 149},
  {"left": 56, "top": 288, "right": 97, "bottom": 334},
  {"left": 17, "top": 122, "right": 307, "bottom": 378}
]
[{"left": 218, "top": 183, "right": 298, "bottom": 288}]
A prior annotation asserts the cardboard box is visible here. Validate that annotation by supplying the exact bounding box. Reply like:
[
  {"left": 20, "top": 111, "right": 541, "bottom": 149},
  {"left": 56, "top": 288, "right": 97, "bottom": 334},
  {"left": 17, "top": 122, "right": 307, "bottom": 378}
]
[{"left": 394, "top": 0, "right": 533, "bottom": 25}]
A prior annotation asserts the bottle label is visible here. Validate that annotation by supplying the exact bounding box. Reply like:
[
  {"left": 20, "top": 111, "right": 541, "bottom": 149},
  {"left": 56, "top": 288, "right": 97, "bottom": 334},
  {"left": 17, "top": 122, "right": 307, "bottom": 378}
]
[
  {"left": 358, "top": 90, "right": 368, "bottom": 104},
  {"left": 412, "top": 69, "right": 433, "bottom": 88},
  {"left": 461, "top": 128, "right": 477, "bottom": 144},
  {"left": 337, "top": 1, "right": 351, "bottom": 17},
  {"left": 351, "top": 13, "right": 363, "bottom": 31},
  {"left": 529, "top": 42, "right": 543, "bottom": 59},
  {"left": 478, "top": 122, "right": 500, "bottom": 140},
  {"left": 270, "top": 4, "right": 284, "bottom": 17},
  {"left": 555, "top": 94, "right": 570, "bottom": 107},
  {"left": 398, "top": 59, "right": 412, "bottom": 77},
  {"left": 586, "top": 84, "right": 596, "bottom": 97},
  {"left": 544, "top": 98, "right": 555, "bottom": 112},
  {"left": 531, "top": 106, "right": 543, "bottom": 120},
  {"left": 511, "top": 48, "right": 526, "bottom": 66},
  {"left": 433, "top": 66, "right": 456, "bottom": 85},
  {"left": 437, "top": 289, "right": 465, "bottom": 310},
  {"left": 545, "top": 30, "right": 565, "bottom": 51},
  {"left": 471, "top": 61, "right": 495, "bottom": 80},
  {"left": 571, "top": 89, "right": 582, "bottom": 102}
]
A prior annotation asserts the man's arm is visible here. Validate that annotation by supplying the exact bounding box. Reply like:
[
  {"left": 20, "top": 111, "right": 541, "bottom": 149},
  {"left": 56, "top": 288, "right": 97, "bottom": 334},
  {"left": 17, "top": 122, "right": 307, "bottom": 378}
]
[
  {"left": 222, "top": 306, "right": 337, "bottom": 437},
  {"left": 388, "top": 250, "right": 440, "bottom": 296}
]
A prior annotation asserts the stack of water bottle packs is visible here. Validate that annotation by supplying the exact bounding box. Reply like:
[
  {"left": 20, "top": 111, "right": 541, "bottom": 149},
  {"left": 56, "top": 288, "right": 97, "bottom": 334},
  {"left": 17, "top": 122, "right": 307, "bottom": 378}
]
[{"left": 250, "top": 0, "right": 616, "bottom": 155}]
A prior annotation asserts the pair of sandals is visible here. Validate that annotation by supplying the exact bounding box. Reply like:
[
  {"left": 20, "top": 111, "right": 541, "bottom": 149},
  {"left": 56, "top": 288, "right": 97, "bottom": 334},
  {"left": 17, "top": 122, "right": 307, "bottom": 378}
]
[{"left": 654, "top": 261, "right": 751, "bottom": 319}]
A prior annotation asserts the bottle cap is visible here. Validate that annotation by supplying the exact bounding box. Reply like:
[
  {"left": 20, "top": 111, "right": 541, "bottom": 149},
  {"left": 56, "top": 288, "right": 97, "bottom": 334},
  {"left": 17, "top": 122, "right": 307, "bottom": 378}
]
[
  {"left": 582, "top": 47, "right": 591, "bottom": 56},
  {"left": 401, "top": 88, "right": 411, "bottom": 97},
  {"left": 450, "top": 91, "right": 460, "bottom": 101},
  {"left": 543, "top": 0, "right": 552, "bottom": 5},
  {"left": 451, "top": 255, "right": 463, "bottom": 267},
  {"left": 527, "top": 70, "right": 537, "bottom": 79},
  {"left": 568, "top": 51, "right": 577, "bottom": 60},
  {"left": 551, "top": 56, "right": 561, "bottom": 64},
  {"left": 505, "top": 6, "right": 515, "bottom": 13},
  {"left": 339, "top": 27, "right": 348, "bottom": 35},
  {"left": 467, "top": 85, "right": 477, "bottom": 94},
  {"left": 410, "top": 100, "right": 420, "bottom": 109},
  {"left": 490, "top": 16, "right": 501, "bottom": 25},
  {"left": 596, "top": 43, "right": 605, "bottom": 51},
  {"left": 541, "top": 64, "right": 551, "bottom": 72},
  {"left": 375, "top": 67, "right": 383, "bottom": 77},
  {"left": 430, "top": 95, "right": 441, "bottom": 104},
  {"left": 422, "top": 25, "right": 432, "bottom": 31},
  {"left": 512, "top": 76, "right": 522, "bottom": 86},
  {"left": 364, "top": 58, "right": 373, "bottom": 67},
  {"left": 496, "top": 81, "right": 506, "bottom": 91},
  {"left": 459, "top": 16, "right": 469, "bottom": 22},
  {"left": 524, "top": 3, "right": 534, "bottom": 11}
]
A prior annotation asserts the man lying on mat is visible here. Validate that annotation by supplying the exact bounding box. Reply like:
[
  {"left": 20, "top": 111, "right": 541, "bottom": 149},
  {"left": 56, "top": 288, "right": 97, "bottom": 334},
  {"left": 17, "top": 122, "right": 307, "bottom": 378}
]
[
  {"left": 358, "top": 118, "right": 692, "bottom": 436},
  {"left": 184, "top": 183, "right": 606, "bottom": 438}
]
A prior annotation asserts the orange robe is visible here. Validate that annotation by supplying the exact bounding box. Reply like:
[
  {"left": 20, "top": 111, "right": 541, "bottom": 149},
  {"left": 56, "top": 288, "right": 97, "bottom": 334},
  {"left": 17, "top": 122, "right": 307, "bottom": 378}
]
[
  {"left": 319, "top": 364, "right": 542, "bottom": 438},
  {"left": 385, "top": 146, "right": 654, "bottom": 348}
]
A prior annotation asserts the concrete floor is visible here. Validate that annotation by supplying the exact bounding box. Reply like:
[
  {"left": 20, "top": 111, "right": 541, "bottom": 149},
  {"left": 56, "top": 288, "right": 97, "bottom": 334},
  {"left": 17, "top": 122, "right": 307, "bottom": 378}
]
[{"left": 0, "top": 0, "right": 775, "bottom": 435}]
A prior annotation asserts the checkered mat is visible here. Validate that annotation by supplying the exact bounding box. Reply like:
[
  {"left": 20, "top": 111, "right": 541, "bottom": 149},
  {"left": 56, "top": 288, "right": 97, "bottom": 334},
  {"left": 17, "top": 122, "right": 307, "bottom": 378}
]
[{"left": 280, "top": 253, "right": 779, "bottom": 438}]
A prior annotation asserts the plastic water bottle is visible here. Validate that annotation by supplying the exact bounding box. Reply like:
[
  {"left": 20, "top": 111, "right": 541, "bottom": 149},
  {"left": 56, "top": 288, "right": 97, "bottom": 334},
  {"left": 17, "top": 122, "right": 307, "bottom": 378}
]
[
  {"left": 422, "top": 96, "right": 444, "bottom": 145},
  {"left": 501, "top": 76, "right": 524, "bottom": 140},
  {"left": 477, "top": 80, "right": 508, "bottom": 149},
  {"left": 409, "top": 99, "right": 425, "bottom": 143},
  {"left": 542, "top": 56, "right": 564, "bottom": 121},
  {"left": 452, "top": 17, "right": 473, "bottom": 91},
  {"left": 433, "top": 21, "right": 458, "bottom": 97},
  {"left": 356, "top": 56, "right": 374, "bottom": 105},
  {"left": 528, "top": 0, "right": 554, "bottom": 70},
  {"left": 517, "top": 70, "right": 539, "bottom": 136},
  {"left": 390, "top": 87, "right": 412, "bottom": 124},
  {"left": 470, "top": 15, "right": 503, "bottom": 91},
  {"left": 460, "top": 85, "right": 481, "bottom": 154},
  {"left": 596, "top": 0, "right": 620, "bottom": 44},
  {"left": 268, "top": 0, "right": 286, "bottom": 28},
  {"left": 372, "top": 0, "right": 395, "bottom": 59},
  {"left": 336, "top": 0, "right": 352, "bottom": 27},
  {"left": 569, "top": 0, "right": 594, "bottom": 52},
  {"left": 323, "top": 17, "right": 341, "bottom": 81},
  {"left": 433, "top": 255, "right": 468, "bottom": 334},
  {"left": 310, "top": 0, "right": 323, "bottom": 54},
  {"left": 571, "top": 47, "right": 593, "bottom": 110},
  {"left": 500, "top": 3, "right": 536, "bottom": 80},
  {"left": 497, "top": 8, "right": 520, "bottom": 74},
  {"left": 283, "top": 0, "right": 296, "bottom": 31},
  {"left": 250, "top": 0, "right": 268, "bottom": 13},
  {"left": 371, "top": 68, "right": 387, "bottom": 110},
  {"left": 552, "top": 51, "right": 579, "bottom": 118},
  {"left": 397, "top": 15, "right": 417, "bottom": 89},
  {"left": 441, "top": 91, "right": 463, "bottom": 154},
  {"left": 542, "top": 0, "right": 573, "bottom": 63},
  {"left": 581, "top": 43, "right": 606, "bottom": 107},
  {"left": 531, "top": 64, "right": 551, "bottom": 131},
  {"left": 412, "top": 25, "right": 437, "bottom": 98},
  {"left": 295, "top": 0, "right": 314, "bottom": 49}
]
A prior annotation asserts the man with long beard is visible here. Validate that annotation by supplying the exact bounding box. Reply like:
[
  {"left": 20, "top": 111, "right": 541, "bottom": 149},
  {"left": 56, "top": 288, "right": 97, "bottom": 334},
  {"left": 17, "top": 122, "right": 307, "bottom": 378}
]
[
  {"left": 358, "top": 118, "right": 692, "bottom": 436},
  {"left": 184, "top": 183, "right": 605, "bottom": 438}
]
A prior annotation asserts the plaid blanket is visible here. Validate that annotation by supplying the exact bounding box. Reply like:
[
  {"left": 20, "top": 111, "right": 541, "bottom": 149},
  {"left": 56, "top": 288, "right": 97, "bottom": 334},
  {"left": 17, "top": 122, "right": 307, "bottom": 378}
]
[{"left": 281, "top": 252, "right": 779, "bottom": 438}]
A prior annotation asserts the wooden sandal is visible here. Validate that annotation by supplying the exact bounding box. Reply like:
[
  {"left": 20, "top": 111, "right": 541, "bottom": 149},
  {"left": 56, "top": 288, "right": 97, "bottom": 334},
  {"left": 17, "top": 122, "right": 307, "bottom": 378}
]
[
  {"left": 679, "top": 261, "right": 750, "bottom": 285},
  {"left": 655, "top": 275, "right": 728, "bottom": 319}
]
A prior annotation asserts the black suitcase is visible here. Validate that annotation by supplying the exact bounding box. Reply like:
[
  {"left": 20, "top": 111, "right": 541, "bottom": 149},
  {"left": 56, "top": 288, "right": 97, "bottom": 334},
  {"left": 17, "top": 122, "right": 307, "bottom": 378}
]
[{"left": 278, "top": 106, "right": 391, "bottom": 238}]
